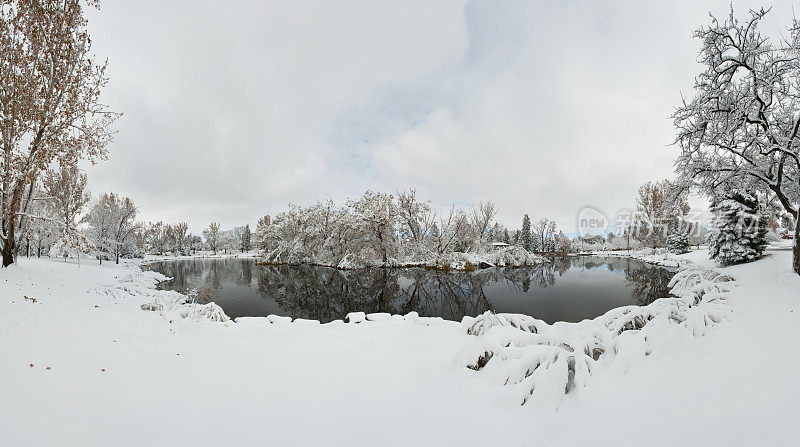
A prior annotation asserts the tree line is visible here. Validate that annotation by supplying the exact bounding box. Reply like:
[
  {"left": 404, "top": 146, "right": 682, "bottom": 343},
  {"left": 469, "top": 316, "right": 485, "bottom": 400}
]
[{"left": 250, "top": 189, "right": 572, "bottom": 267}]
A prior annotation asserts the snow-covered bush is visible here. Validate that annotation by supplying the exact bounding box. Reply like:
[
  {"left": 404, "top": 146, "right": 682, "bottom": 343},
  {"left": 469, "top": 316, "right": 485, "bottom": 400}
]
[
  {"left": 708, "top": 193, "right": 767, "bottom": 266},
  {"left": 425, "top": 252, "right": 483, "bottom": 271},
  {"left": 666, "top": 221, "right": 690, "bottom": 254},
  {"left": 455, "top": 263, "right": 735, "bottom": 408},
  {"left": 486, "top": 246, "right": 547, "bottom": 267},
  {"left": 182, "top": 302, "right": 230, "bottom": 323}
]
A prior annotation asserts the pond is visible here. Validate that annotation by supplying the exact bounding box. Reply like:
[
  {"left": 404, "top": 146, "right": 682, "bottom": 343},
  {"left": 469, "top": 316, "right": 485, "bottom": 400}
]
[{"left": 148, "top": 256, "right": 677, "bottom": 324}]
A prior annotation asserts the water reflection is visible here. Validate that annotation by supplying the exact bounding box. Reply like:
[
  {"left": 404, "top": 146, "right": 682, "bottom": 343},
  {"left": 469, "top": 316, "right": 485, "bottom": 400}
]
[{"left": 150, "top": 256, "right": 675, "bottom": 324}]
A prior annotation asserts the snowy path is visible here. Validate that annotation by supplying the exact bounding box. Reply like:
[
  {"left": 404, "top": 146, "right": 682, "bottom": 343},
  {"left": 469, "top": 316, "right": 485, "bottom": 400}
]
[{"left": 1, "top": 252, "right": 798, "bottom": 446}]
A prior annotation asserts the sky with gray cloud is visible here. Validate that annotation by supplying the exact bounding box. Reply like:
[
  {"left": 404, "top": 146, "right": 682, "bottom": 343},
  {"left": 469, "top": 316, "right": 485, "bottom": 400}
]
[{"left": 83, "top": 0, "right": 797, "bottom": 235}]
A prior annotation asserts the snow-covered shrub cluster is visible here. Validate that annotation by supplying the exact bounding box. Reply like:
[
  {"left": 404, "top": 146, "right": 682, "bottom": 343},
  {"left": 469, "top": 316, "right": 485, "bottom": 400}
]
[
  {"left": 455, "top": 263, "right": 735, "bottom": 408},
  {"left": 98, "top": 266, "right": 232, "bottom": 327},
  {"left": 485, "top": 245, "right": 546, "bottom": 267},
  {"left": 255, "top": 189, "right": 547, "bottom": 270},
  {"left": 708, "top": 193, "right": 768, "bottom": 266},
  {"left": 182, "top": 302, "right": 230, "bottom": 323},
  {"left": 666, "top": 221, "right": 691, "bottom": 254}
]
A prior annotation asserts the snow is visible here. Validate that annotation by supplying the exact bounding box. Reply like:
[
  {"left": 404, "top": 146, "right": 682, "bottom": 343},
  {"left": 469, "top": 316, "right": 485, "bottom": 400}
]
[
  {"left": 269, "top": 245, "right": 547, "bottom": 271},
  {"left": 366, "top": 312, "right": 392, "bottom": 321},
  {"left": 592, "top": 248, "right": 696, "bottom": 268},
  {"left": 345, "top": 311, "right": 366, "bottom": 323},
  {"left": 267, "top": 314, "right": 292, "bottom": 324},
  {"left": 454, "top": 262, "right": 735, "bottom": 408},
  {"left": 1, "top": 251, "right": 799, "bottom": 446}
]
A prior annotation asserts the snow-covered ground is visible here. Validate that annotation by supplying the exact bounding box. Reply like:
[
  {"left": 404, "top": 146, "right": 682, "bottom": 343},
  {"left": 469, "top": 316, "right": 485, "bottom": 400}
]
[
  {"left": 1, "top": 250, "right": 798, "bottom": 446},
  {"left": 590, "top": 248, "right": 695, "bottom": 268}
]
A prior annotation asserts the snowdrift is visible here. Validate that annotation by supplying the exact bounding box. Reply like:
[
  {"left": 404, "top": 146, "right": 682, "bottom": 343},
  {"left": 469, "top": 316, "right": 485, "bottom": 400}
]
[{"left": 455, "top": 263, "right": 736, "bottom": 408}]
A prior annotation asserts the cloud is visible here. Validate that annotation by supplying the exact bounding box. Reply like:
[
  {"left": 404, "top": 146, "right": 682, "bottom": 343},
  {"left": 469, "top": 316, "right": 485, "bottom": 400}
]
[
  {"left": 85, "top": 0, "right": 469, "bottom": 232},
  {"left": 83, "top": 0, "right": 796, "bottom": 234}
]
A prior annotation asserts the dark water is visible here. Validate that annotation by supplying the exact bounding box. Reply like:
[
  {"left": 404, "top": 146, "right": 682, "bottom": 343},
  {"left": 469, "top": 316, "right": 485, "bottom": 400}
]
[{"left": 148, "top": 256, "right": 676, "bottom": 324}]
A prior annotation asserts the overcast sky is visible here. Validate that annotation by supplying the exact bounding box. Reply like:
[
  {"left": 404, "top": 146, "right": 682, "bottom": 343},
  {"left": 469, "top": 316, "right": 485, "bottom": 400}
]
[{"left": 83, "top": 0, "right": 797, "bottom": 235}]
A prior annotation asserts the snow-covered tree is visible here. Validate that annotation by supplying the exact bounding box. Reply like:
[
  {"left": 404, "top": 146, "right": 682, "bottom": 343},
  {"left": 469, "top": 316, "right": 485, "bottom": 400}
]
[
  {"left": 106, "top": 195, "right": 138, "bottom": 262},
  {"left": 86, "top": 193, "right": 139, "bottom": 264},
  {"left": 666, "top": 220, "right": 690, "bottom": 255},
  {"left": 218, "top": 228, "right": 240, "bottom": 254},
  {"left": 532, "top": 218, "right": 557, "bottom": 252},
  {"left": 488, "top": 223, "right": 503, "bottom": 243},
  {"left": 433, "top": 206, "right": 469, "bottom": 255},
  {"left": 348, "top": 191, "right": 398, "bottom": 263},
  {"left": 43, "top": 161, "right": 91, "bottom": 262},
  {"left": 0, "top": 1, "right": 119, "bottom": 267},
  {"left": 85, "top": 199, "right": 112, "bottom": 263},
  {"left": 469, "top": 201, "right": 497, "bottom": 249},
  {"left": 168, "top": 222, "right": 188, "bottom": 255},
  {"left": 203, "top": 222, "right": 221, "bottom": 254},
  {"left": 143, "top": 221, "right": 168, "bottom": 255},
  {"left": 519, "top": 214, "right": 531, "bottom": 251},
  {"left": 673, "top": 7, "right": 800, "bottom": 274},
  {"left": 397, "top": 188, "right": 433, "bottom": 252},
  {"left": 255, "top": 215, "right": 272, "bottom": 251},
  {"left": 186, "top": 234, "right": 203, "bottom": 254},
  {"left": 708, "top": 192, "right": 768, "bottom": 265},
  {"left": 633, "top": 180, "right": 689, "bottom": 248},
  {"left": 241, "top": 224, "right": 251, "bottom": 252},
  {"left": 19, "top": 186, "right": 56, "bottom": 257},
  {"left": 554, "top": 231, "right": 572, "bottom": 253},
  {"left": 252, "top": 190, "right": 558, "bottom": 267}
]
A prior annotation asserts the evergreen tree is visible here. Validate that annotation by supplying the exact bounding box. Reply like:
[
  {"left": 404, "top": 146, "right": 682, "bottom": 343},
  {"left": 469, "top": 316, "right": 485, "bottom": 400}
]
[
  {"left": 665, "top": 219, "right": 690, "bottom": 254},
  {"left": 520, "top": 214, "right": 532, "bottom": 251},
  {"left": 502, "top": 228, "right": 510, "bottom": 244},
  {"left": 708, "top": 192, "right": 768, "bottom": 266},
  {"left": 241, "top": 224, "right": 252, "bottom": 252}
]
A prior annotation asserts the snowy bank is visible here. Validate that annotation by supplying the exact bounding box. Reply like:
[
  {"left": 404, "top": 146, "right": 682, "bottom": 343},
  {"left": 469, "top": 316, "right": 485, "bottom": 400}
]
[
  {"left": 2, "top": 251, "right": 799, "bottom": 446},
  {"left": 261, "top": 245, "right": 548, "bottom": 271},
  {"left": 455, "top": 262, "right": 735, "bottom": 408},
  {"left": 591, "top": 248, "right": 695, "bottom": 268}
]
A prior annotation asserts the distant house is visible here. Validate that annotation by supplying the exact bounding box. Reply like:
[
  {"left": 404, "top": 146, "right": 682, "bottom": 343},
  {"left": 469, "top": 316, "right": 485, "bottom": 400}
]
[{"left": 491, "top": 242, "right": 509, "bottom": 250}]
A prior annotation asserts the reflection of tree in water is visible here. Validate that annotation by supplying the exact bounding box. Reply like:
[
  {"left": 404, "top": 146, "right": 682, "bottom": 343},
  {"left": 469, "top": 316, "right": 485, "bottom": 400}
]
[
  {"left": 256, "top": 266, "right": 495, "bottom": 322},
  {"left": 552, "top": 256, "right": 571, "bottom": 276},
  {"left": 624, "top": 264, "right": 675, "bottom": 306},
  {"left": 151, "top": 256, "right": 677, "bottom": 322},
  {"left": 152, "top": 259, "right": 261, "bottom": 300},
  {"left": 398, "top": 269, "right": 494, "bottom": 320},
  {"left": 565, "top": 256, "right": 675, "bottom": 306},
  {"left": 238, "top": 261, "right": 253, "bottom": 287}
]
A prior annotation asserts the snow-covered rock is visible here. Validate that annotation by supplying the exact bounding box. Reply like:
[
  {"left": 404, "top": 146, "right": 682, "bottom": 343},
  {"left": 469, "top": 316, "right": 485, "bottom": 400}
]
[
  {"left": 293, "top": 318, "right": 321, "bottom": 326},
  {"left": 345, "top": 312, "right": 366, "bottom": 323},
  {"left": 267, "top": 314, "right": 292, "bottom": 324},
  {"left": 235, "top": 316, "right": 270, "bottom": 326}
]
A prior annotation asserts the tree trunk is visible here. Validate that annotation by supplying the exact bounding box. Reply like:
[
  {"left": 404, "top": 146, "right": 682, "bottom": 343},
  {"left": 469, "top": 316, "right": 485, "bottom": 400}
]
[
  {"left": 793, "top": 213, "right": 799, "bottom": 275},
  {"left": 2, "top": 222, "right": 16, "bottom": 267},
  {"left": 2, "top": 242, "right": 14, "bottom": 267}
]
